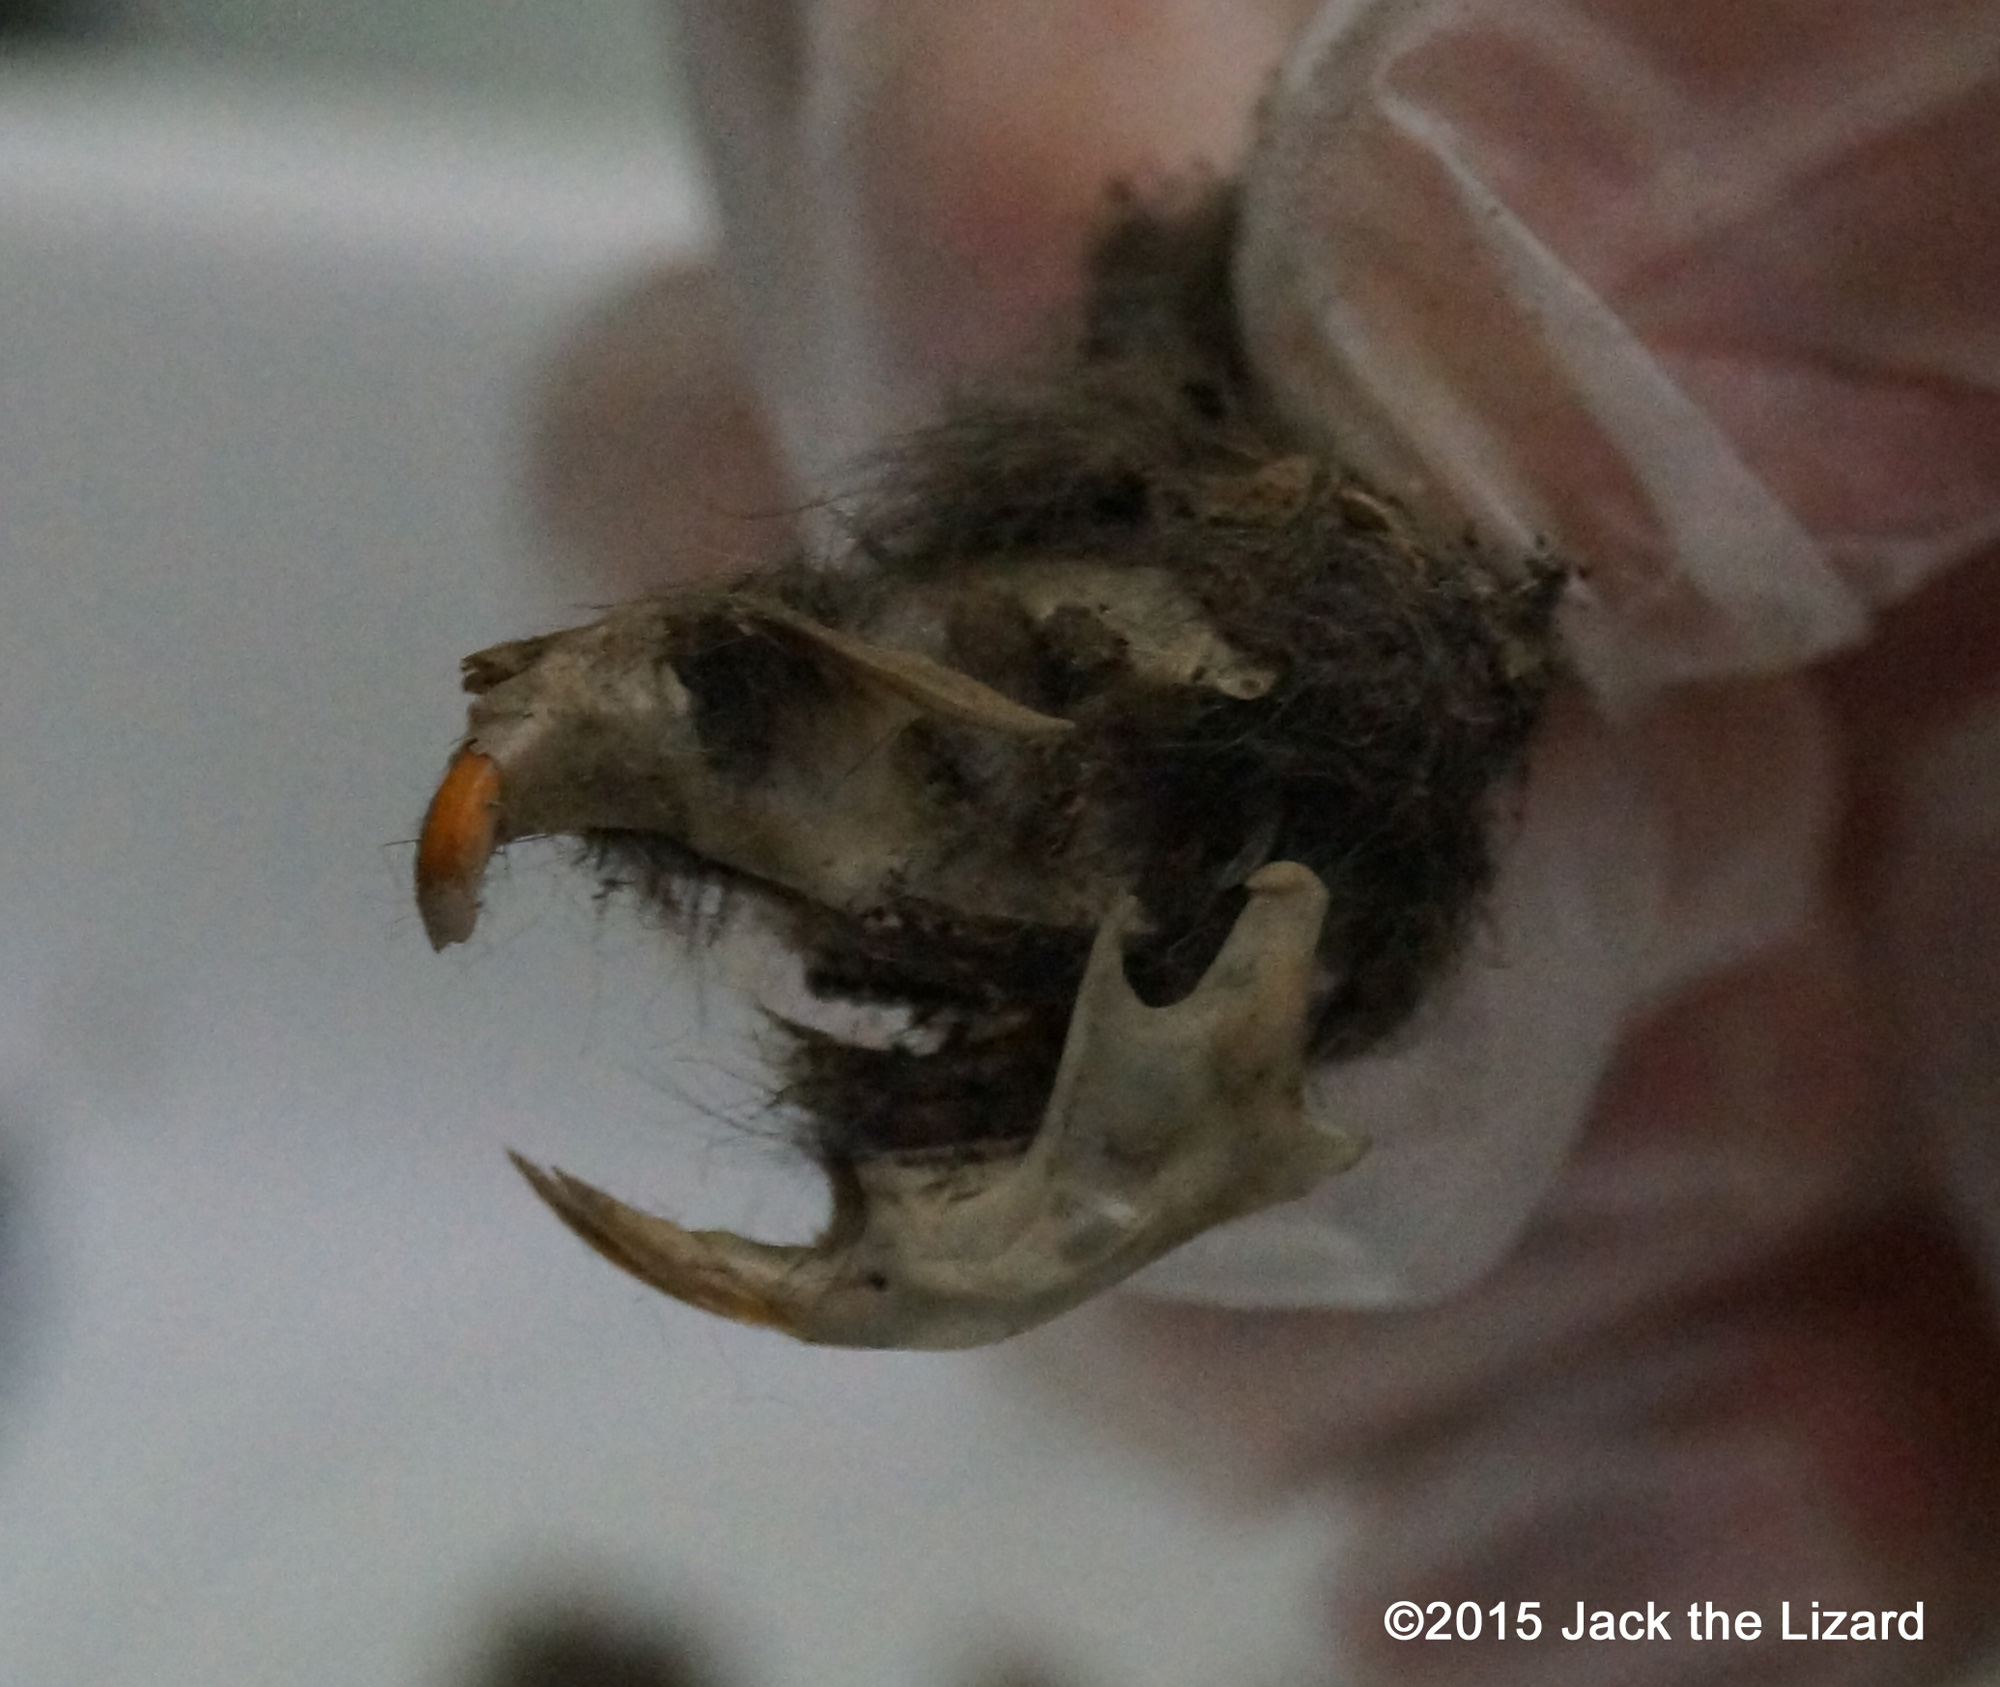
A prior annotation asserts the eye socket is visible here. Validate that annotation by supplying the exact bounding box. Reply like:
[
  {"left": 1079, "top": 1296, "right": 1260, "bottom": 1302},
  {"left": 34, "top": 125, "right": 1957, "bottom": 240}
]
[{"left": 672, "top": 615, "right": 828, "bottom": 780}]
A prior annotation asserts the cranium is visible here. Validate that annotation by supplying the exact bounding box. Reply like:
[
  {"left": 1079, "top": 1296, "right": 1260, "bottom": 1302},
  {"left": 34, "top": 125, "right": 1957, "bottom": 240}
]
[{"left": 414, "top": 188, "right": 1564, "bottom": 1348}]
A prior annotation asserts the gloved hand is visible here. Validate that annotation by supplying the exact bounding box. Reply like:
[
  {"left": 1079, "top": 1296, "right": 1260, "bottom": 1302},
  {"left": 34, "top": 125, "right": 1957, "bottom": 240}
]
[{"left": 638, "top": 1, "right": 2000, "bottom": 1678}]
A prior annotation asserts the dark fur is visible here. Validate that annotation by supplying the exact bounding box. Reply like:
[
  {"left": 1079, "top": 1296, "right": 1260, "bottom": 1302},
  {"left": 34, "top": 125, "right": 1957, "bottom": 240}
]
[{"left": 592, "top": 185, "right": 1565, "bottom": 1161}]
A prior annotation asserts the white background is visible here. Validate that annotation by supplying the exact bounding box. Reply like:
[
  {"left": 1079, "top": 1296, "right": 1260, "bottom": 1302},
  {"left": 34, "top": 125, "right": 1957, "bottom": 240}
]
[{"left": 0, "top": 59, "right": 1332, "bottom": 1687}]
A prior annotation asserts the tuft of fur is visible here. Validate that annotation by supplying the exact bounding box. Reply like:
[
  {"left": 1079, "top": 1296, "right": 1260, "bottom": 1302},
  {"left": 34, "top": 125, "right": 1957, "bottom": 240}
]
[{"left": 590, "top": 184, "right": 1566, "bottom": 1162}]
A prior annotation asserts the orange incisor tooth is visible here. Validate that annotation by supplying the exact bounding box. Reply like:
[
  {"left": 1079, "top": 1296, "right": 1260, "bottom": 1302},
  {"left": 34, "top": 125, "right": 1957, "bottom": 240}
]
[{"left": 415, "top": 748, "right": 502, "bottom": 951}]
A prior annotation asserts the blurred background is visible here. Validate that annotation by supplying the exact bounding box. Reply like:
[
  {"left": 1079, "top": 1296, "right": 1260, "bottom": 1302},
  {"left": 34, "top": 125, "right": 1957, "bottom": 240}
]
[
  {"left": 0, "top": 7, "right": 1333, "bottom": 1686},
  {"left": 2, "top": 0, "right": 688, "bottom": 129}
]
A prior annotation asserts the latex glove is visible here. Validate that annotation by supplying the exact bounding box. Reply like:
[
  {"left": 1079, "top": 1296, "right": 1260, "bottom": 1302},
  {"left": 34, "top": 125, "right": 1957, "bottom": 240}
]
[
  {"left": 1144, "top": 0, "right": 2000, "bottom": 1306},
  {"left": 651, "top": 0, "right": 2000, "bottom": 1677}
]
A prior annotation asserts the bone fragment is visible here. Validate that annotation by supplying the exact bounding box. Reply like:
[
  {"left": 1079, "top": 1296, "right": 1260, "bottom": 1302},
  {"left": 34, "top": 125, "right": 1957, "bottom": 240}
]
[{"left": 745, "top": 600, "right": 1074, "bottom": 737}]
